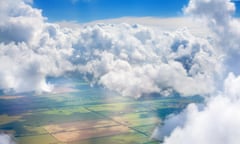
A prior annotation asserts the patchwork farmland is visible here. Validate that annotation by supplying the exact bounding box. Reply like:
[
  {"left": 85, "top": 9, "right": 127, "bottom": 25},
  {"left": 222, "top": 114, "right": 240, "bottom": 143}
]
[{"left": 0, "top": 78, "right": 201, "bottom": 144}]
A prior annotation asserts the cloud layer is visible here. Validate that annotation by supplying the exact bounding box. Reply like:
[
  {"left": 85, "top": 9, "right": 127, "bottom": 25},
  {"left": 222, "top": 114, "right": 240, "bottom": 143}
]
[
  {"left": 0, "top": 0, "right": 223, "bottom": 98},
  {"left": 153, "top": 0, "right": 240, "bottom": 143},
  {"left": 153, "top": 73, "right": 240, "bottom": 144},
  {"left": 0, "top": 0, "right": 76, "bottom": 93},
  {"left": 75, "top": 24, "right": 222, "bottom": 97},
  {"left": 0, "top": 133, "right": 16, "bottom": 144}
]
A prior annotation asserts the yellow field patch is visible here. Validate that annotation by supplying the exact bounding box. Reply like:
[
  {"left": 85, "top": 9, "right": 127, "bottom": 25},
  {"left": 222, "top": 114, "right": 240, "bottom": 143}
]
[
  {"left": 44, "top": 120, "right": 119, "bottom": 133},
  {"left": 0, "top": 115, "right": 22, "bottom": 125},
  {"left": 52, "top": 125, "right": 130, "bottom": 142}
]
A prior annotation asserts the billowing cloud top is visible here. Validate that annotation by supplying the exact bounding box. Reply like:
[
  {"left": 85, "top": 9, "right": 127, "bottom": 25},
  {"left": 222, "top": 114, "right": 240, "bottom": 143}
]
[
  {"left": 0, "top": 0, "right": 224, "bottom": 97},
  {"left": 152, "top": 0, "right": 240, "bottom": 144}
]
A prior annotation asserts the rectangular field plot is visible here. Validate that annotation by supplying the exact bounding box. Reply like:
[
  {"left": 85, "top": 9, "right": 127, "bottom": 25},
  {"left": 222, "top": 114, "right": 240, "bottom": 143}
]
[
  {"left": 133, "top": 124, "right": 157, "bottom": 136},
  {"left": 52, "top": 125, "right": 130, "bottom": 142},
  {"left": 0, "top": 115, "right": 22, "bottom": 125},
  {"left": 0, "top": 78, "right": 201, "bottom": 144},
  {"left": 70, "top": 132, "right": 157, "bottom": 144},
  {"left": 112, "top": 112, "right": 160, "bottom": 127},
  {"left": 17, "top": 134, "right": 59, "bottom": 144},
  {"left": 44, "top": 120, "right": 119, "bottom": 133}
]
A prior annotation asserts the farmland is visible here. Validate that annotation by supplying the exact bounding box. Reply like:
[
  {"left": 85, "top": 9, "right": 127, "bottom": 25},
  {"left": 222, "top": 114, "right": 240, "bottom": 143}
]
[{"left": 0, "top": 78, "right": 202, "bottom": 144}]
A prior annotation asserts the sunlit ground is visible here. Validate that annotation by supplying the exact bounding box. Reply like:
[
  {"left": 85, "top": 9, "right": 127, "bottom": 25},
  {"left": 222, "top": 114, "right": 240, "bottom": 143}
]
[{"left": 0, "top": 77, "right": 202, "bottom": 144}]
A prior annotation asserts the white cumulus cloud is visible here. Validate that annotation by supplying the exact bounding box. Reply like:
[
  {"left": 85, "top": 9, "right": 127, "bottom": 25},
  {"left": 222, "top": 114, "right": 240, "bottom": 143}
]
[
  {"left": 0, "top": 0, "right": 76, "bottom": 93},
  {"left": 0, "top": 133, "right": 16, "bottom": 144},
  {"left": 154, "top": 95, "right": 240, "bottom": 144},
  {"left": 154, "top": 0, "right": 240, "bottom": 143},
  {"left": 153, "top": 73, "right": 240, "bottom": 144},
  {"left": 0, "top": 0, "right": 223, "bottom": 97},
  {"left": 75, "top": 24, "right": 222, "bottom": 97}
]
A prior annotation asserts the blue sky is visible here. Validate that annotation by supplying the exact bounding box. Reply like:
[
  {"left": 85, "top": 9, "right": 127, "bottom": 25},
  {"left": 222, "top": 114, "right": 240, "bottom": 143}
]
[{"left": 33, "top": 0, "right": 240, "bottom": 23}]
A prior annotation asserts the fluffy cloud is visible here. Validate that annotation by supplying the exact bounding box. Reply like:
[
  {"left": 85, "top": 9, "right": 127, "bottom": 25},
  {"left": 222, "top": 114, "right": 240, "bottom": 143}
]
[
  {"left": 0, "top": 0, "right": 76, "bottom": 93},
  {"left": 184, "top": 0, "right": 240, "bottom": 54},
  {"left": 169, "top": 97, "right": 240, "bottom": 144},
  {"left": 184, "top": 0, "right": 240, "bottom": 77},
  {"left": 224, "top": 72, "right": 240, "bottom": 99},
  {"left": 153, "top": 73, "right": 240, "bottom": 144},
  {"left": 0, "top": 134, "right": 16, "bottom": 144},
  {"left": 0, "top": 0, "right": 223, "bottom": 98},
  {"left": 0, "top": 0, "right": 44, "bottom": 44},
  {"left": 154, "top": 0, "right": 240, "bottom": 143},
  {"left": 75, "top": 24, "right": 222, "bottom": 97}
]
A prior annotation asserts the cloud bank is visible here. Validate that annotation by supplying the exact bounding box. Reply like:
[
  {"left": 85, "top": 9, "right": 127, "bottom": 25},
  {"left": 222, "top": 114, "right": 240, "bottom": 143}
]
[
  {"left": 0, "top": 0, "right": 76, "bottom": 93},
  {"left": 76, "top": 24, "right": 222, "bottom": 97},
  {"left": 0, "top": 0, "right": 223, "bottom": 98},
  {"left": 0, "top": 133, "right": 16, "bottom": 144},
  {"left": 153, "top": 73, "right": 240, "bottom": 144},
  {"left": 152, "top": 0, "right": 240, "bottom": 143}
]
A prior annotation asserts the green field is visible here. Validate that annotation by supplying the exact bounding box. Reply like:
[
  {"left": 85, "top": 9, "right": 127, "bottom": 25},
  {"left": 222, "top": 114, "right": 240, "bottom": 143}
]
[{"left": 0, "top": 78, "right": 202, "bottom": 144}]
